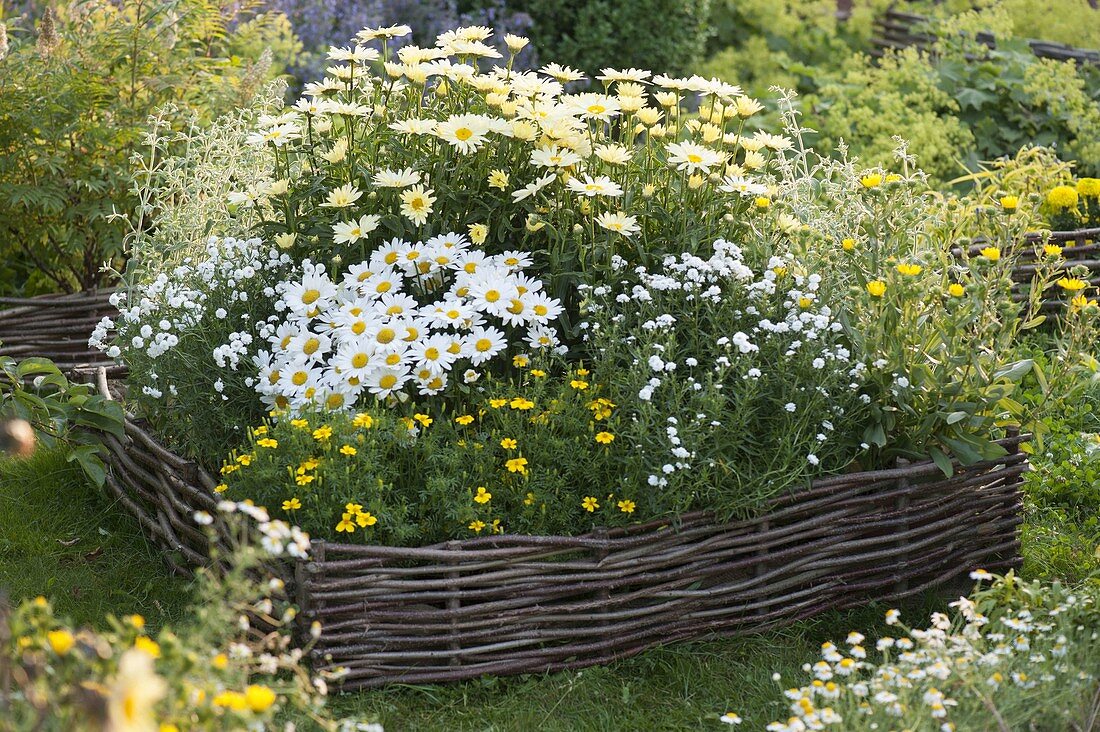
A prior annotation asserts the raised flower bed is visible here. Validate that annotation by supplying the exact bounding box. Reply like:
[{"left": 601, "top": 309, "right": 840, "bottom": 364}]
[{"left": 86, "top": 367, "right": 1025, "bottom": 687}]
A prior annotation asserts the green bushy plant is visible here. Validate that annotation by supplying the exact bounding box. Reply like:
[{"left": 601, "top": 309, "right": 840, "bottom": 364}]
[
  {"left": 0, "top": 0, "right": 297, "bottom": 295},
  {"left": 516, "top": 0, "right": 711, "bottom": 80}
]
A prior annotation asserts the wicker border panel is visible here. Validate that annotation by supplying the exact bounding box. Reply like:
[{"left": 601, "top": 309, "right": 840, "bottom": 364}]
[{"left": 0, "top": 290, "right": 124, "bottom": 377}]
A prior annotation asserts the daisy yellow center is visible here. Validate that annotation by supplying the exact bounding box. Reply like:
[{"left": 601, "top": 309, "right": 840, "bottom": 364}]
[
  {"left": 385, "top": 353, "right": 402, "bottom": 366},
  {"left": 303, "top": 337, "right": 320, "bottom": 355},
  {"left": 357, "top": 272, "right": 371, "bottom": 282},
  {"left": 403, "top": 328, "right": 419, "bottom": 341},
  {"left": 534, "top": 304, "right": 548, "bottom": 316},
  {"left": 410, "top": 197, "right": 427, "bottom": 211},
  {"left": 379, "top": 374, "right": 397, "bottom": 389},
  {"left": 428, "top": 377, "right": 443, "bottom": 389},
  {"left": 447, "top": 342, "right": 462, "bottom": 354},
  {"left": 587, "top": 104, "right": 606, "bottom": 114},
  {"left": 268, "top": 370, "right": 281, "bottom": 385},
  {"left": 425, "top": 347, "right": 440, "bottom": 360},
  {"left": 505, "top": 257, "right": 519, "bottom": 266},
  {"left": 406, "top": 251, "right": 420, "bottom": 260},
  {"left": 302, "top": 289, "right": 321, "bottom": 305},
  {"left": 485, "top": 290, "right": 500, "bottom": 302},
  {"left": 376, "top": 328, "right": 396, "bottom": 344},
  {"left": 384, "top": 252, "right": 399, "bottom": 264},
  {"left": 280, "top": 336, "right": 292, "bottom": 349},
  {"left": 417, "top": 261, "right": 432, "bottom": 274},
  {"left": 687, "top": 153, "right": 702, "bottom": 163},
  {"left": 326, "top": 393, "right": 345, "bottom": 409},
  {"left": 507, "top": 299, "right": 525, "bottom": 314},
  {"left": 447, "top": 309, "right": 460, "bottom": 319},
  {"left": 352, "top": 353, "right": 368, "bottom": 369},
  {"left": 476, "top": 338, "right": 492, "bottom": 352},
  {"left": 351, "top": 321, "right": 366, "bottom": 335},
  {"left": 292, "top": 371, "right": 308, "bottom": 386},
  {"left": 455, "top": 127, "right": 474, "bottom": 140},
  {"left": 464, "top": 263, "right": 478, "bottom": 274},
  {"left": 376, "top": 281, "right": 393, "bottom": 293},
  {"left": 386, "top": 305, "right": 403, "bottom": 315}
]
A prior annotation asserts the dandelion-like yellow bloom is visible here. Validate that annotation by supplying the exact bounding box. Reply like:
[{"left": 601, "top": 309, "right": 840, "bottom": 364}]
[
  {"left": 948, "top": 283, "right": 965, "bottom": 298},
  {"left": 215, "top": 483, "right": 228, "bottom": 493},
  {"left": 312, "top": 425, "right": 333, "bottom": 441},
  {"left": 798, "top": 296, "right": 813, "bottom": 309},
  {"left": 979, "top": 247, "right": 1001, "bottom": 262},
  {"left": 212, "top": 653, "right": 229, "bottom": 670},
  {"left": 413, "top": 413, "right": 432, "bottom": 427},
  {"left": 530, "top": 369, "right": 547, "bottom": 378},
  {"left": 352, "top": 413, "right": 374, "bottom": 429},
  {"left": 1044, "top": 243, "right": 1063, "bottom": 257},
  {"left": 47, "top": 629, "right": 74, "bottom": 655},
  {"left": 860, "top": 173, "right": 882, "bottom": 189},
  {"left": 754, "top": 196, "right": 770, "bottom": 209},
  {"left": 867, "top": 281, "right": 887, "bottom": 297},
  {"left": 617, "top": 499, "right": 635, "bottom": 514},
  {"left": 469, "top": 520, "right": 486, "bottom": 533},
  {"left": 841, "top": 238, "right": 856, "bottom": 251},
  {"left": 290, "top": 418, "right": 309, "bottom": 430},
  {"left": 500, "top": 437, "right": 517, "bottom": 449},
  {"left": 512, "top": 354, "right": 530, "bottom": 368},
  {"left": 595, "top": 431, "right": 615, "bottom": 444},
  {"left": 489, "top": 398, "right": 507, "bottom": 408},
  {"left": 896, "top": 263, "right": 922, "bottom": 276},
  {"left": 569, "top": 379, "right": 589, "bottom": 390},
  {"left": 339, "top": 444, "right": 357, "bottom": 456},
  {"left": 213, "top": 691, "right": 249, "bottom": 710},
  {"left": 245, "top": 685, "right": 277, "bottom": 713},
  {"left": 455, "top": 414, "right": 475, "bottom": 425},
  {"left": 256, "top": 438, "right": 279, "bottom": 449},
  {"left": 581, "top": 496, "right": 599, "bottom": 512},
  {"left": 1070, "top": 294, "right": 1096, "bottom": 310},
  {"left": 1047, "top": 185, "right": 1079, "bottom": 210},
  {"left": 509, "top": 397, "right": 534, "bottom": 410},
  {"left": 133, "top": 636, "right": 161, "bottom": 659},
  {"left": 999, "top": 195, "right": 1018, "bottom": 212},
  {"left": 1058, "top": 277, "right": 1088, "bottom": 292}
]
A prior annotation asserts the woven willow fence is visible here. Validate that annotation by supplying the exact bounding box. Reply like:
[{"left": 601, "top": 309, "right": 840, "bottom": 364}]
[
  {"left": 0, "top": 289, "right": 123, "bottom": 377},
  {"left": 1, "top": 287, "right": 1033, "bottom": 686}
]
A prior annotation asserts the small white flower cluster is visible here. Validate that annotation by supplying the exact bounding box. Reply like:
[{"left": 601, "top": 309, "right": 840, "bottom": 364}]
[
  {"left": 92, "top": 237, "right": 290, "bottom": 400},
  {"left": 254, "top": 232, "right": 564, "bottom": 412},
  {"left": 583, "top": 240, "right": 862, "bottom": 487},
  {"left": 194, "top": 499, "right": 311, "bottom": 559},
  {"left": 751, "top": 578, "right": 1098, "bottom": 732}
]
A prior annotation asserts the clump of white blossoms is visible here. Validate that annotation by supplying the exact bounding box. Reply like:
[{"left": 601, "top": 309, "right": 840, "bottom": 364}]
[{"left": 254, "top": 232, "right": 564, "bottom": 412}]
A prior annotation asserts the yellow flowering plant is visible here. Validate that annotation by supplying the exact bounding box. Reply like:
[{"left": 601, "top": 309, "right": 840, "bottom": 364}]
[{"left": 1, "top": 510, "right": 376, "bottom": 731}]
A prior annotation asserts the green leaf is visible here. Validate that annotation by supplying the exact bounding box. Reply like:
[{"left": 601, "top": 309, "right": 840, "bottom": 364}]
[
  {"left": 864, "top": 422, "right": 887, "bottom": 448},
  {"left": 945, "top": 411, "right": 969, "bottom": 425},
  {"left": 930, "top": 447, "right": 954, "bottom": 478},
  {"left": 16, "top": 357, "right": 65, "bottom": 380},
  {"left": 67, "top": 444, "right": 107, "bottom": 488},
  {"left": 992, "top": 359, "right": 1034, "bottom": 383}
]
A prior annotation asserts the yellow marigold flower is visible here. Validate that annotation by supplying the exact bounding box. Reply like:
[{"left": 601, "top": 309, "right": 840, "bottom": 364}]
[
  {"left": 489, "top": 398, "right": 507, "bottom": 408},
  {"left": 999, "top": 195, "right": 1019, "bottom": 211},
  {"left": 1070, "top": 294, "right": 1094, "bottom": 309},
  {"left": 513, "top": 354, "right": 530, "bottom": 368},
  {"left": 867, "top": 280, "right": 887, "bottom": 297},
  {"left": 215, "top": 483, "right": 228, "bottom": 493},
  {"left": 213, "top": 691, "right": 249, "bottom": 711},
  {"left": 336, "top": 513, "right": 356, "bottom": 533},
  {"left": 948, "top": 283, "right": 965, "bottom": 298},
  {"left": 773, "top": 265, "right": 787, "bottom": 277},
  {"left": 212, "top": 653, "right": 229, "bottom": 670},
  {"left": 352, "top": 413, "right": 374, "bottom": 429},
  {"left": 339, "top": 444, "right": 357, "bottom": 456},
  {"left": 530, "top": 369, "right": 547, "bottom": 378},
  {"left": 129, "top": 614, "right": 145, "bottom": 629},
  {"left": 312, "top": 425, "right": 333, "bottom": 441},
  {"left": 245, "top": 685, "right": 277, "bottom": 713},
  {"left": 488, "top": 170, "right": 509, "bottom": 190},
  {"left": 282, "top": 498, "right": 302, "bottom": 511},
  {"left": 1077, "top": 178, "right": 1100, "bottom": 198},
  {"left": 500, "top": 437, "right": 517, "bottom": 449},
  {"left": 413, "top": 413, "right": 432, "bottom": 427},
  {"left": 295, "top": 474, "right": 315, "bottom": 486},
  {"left": 256, "top": 438, "right": 278, "bottom": 449},
  {"left": 1047, "top": 185, "right": 1079, "bottom": 210},
  {"left": 860, "top": 173, "right": 882, "bottom": 189},
  {"left": 161, "top": 724, "right": 180, "bottom": 732},
  {"left": 474, "top": 486, "right": 492, "bottom": 504},
  {"left": 509, "top": 397, "right": 534, "bottom": 410},
  {"left": 455, "top": 414, "right": 475, "bottom": 425},
  {"left": 134, "top": 637, "right": 161, "bottom": 659},
  {"left": 575, "top": 368, "right": 590, "bottom": 376},
  {"left": 753, "top": 196, "right": 770, "bottom": 209},
  {"left": 469, "top": 520, "right": 486, "bottom": 533},
  {"left": 1044, "top": 243, "right": 1063, "bottom": 257},
  {"left": 236, "top": 454, "right": 253, "bottom": 466},
  {"left": 355, "top": 511, "right": 377, "bottom": 527},
  {"left": 505, "top": 457, "right": 529, "bottom": 474},
  {"left": 570, "top": 379, "right": 589, "bottom": 390},
  {"left": 884, "top": 173, "right": 902, "bottom": 183},
  {"left": 1058, "top": 277, "right": 1088, "bottom": 292},
  {"left": 345, "top": 502, "right": 362, "bottom": 513},
  {"left": 581, "top": 496, "right": 599, "bottom": 512},
  {"left": 290, "top": 418, "right": 309, "bottom": 429},
  {"left": 219, "top": 463, "right": 239, "bottom": 476},
  {"left": 896, "top": 263, "right": 922, "bottom": 276},
  {"left": 47, "top": 629, "right": 75, "bottom": 655},
  {"left": 595, "top": 431, "right": 615, "bottom": 444},
  {"left": 979, "top": 247, "right": 1001, "bottom": 262},
  {"left": 841, "top": 238, "right": 856, "bottom": 251},
  {"left": 524, "top": 492, "right": 536, "bottom": 505},
  {"left": 617, "top": 499, "right": 636, "bottom": 514},
  {"left": 252, "top": 425, "right": 269, "bottom": 436}
]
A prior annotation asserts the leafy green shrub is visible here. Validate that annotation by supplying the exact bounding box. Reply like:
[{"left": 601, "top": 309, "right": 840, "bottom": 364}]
[
  {"left": 0, "top": 351, "right": 123, "bottom": 485},
  {"left": 515, "top": 0, "right": 712, "bottom": 79},
  {"left": 0, "top": 0, "right": 297, "bottom": 295}
]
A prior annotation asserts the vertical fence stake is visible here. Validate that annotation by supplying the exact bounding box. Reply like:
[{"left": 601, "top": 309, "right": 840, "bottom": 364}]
[
  {"left": 446, "top": 541, "right": 462, "bottom": 667},
  {"left": 894, "top": 459, "right": 910, "bottom": 597}
]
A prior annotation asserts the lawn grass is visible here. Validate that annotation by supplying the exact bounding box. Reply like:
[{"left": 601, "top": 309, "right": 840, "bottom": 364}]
[
  {"left": 328, "top": 594, "right": 949, "bottom": 731},
  {"left": 0, "top": 447, "right": 192, "bottom": 629}
]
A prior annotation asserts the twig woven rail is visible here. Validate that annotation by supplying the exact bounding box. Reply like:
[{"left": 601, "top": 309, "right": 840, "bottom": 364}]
[{"left": 0, "top": 289, "right": 124, "bottom": 377}]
